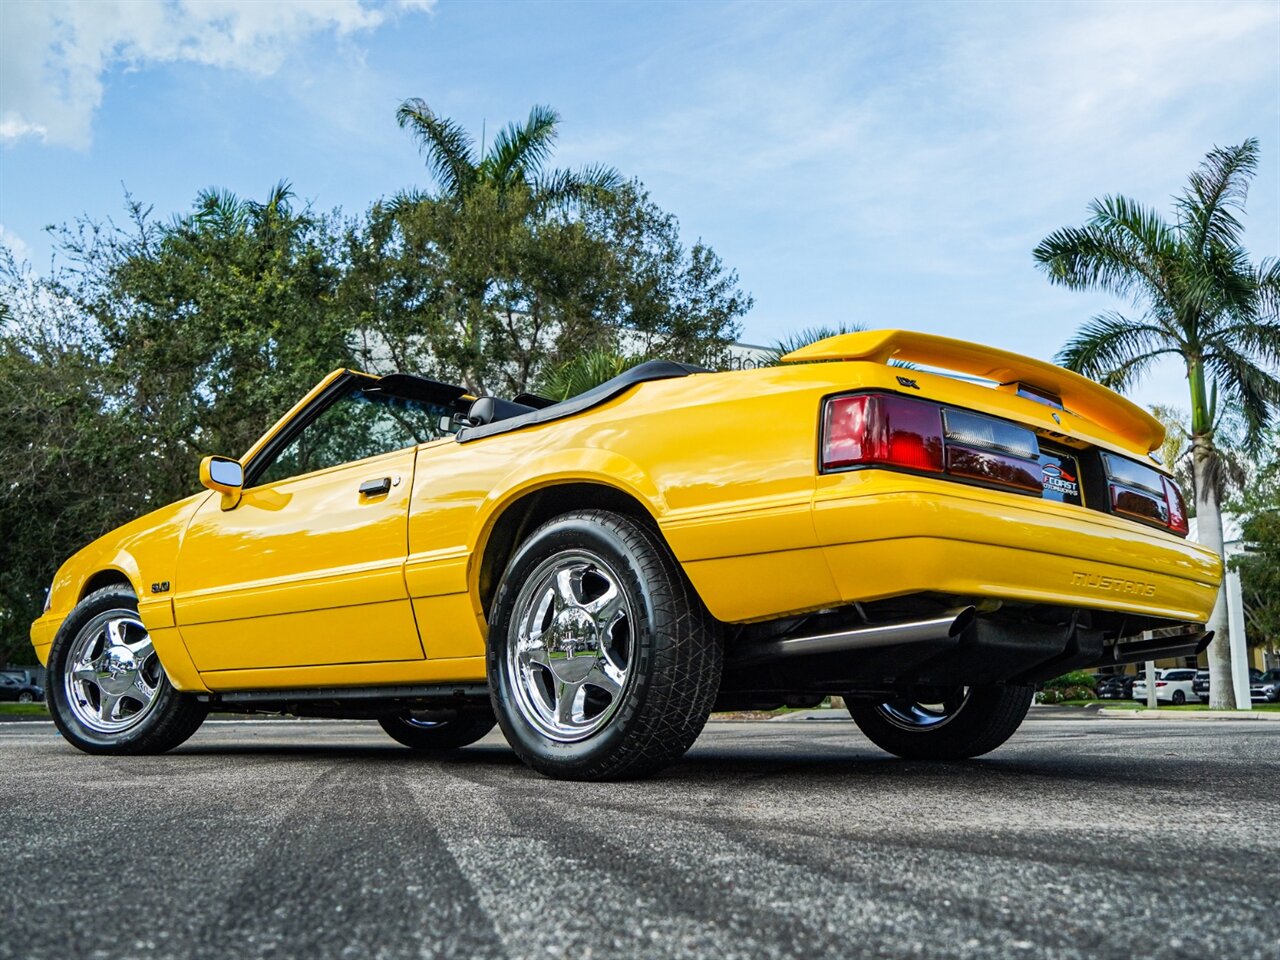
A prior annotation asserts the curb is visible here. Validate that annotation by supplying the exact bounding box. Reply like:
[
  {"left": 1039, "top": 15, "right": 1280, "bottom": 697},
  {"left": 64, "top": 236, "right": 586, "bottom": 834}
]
[{"left": 1097, "top": 708, "right": 1280, "bottom": 721}]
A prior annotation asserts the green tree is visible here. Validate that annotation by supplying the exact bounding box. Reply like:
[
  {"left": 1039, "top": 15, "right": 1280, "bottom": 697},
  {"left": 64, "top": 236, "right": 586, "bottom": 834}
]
[
  {"left": 1034, "top": 139, "right": 1280, "bottom": 708},
  {"left": 0, "top": 186, "right": 351, "bottom": 663},
  {"left": 344, "top": 179, "right": 749, "bottom": 395},
  {"left": 0, "top": 253, "right": 145, "bottom": 664},
  {"left": 1229, "top": 431, "right": 1280, "bottom": 656}
]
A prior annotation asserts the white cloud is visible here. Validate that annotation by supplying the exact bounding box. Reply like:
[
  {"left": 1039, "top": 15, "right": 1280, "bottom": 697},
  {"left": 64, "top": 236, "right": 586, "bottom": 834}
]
[
  {"left": 0, "top": 0, "right": 433, "bottom": 149},
  {"left": 0, "top": 224, "right": 32, "bottom": 264}
]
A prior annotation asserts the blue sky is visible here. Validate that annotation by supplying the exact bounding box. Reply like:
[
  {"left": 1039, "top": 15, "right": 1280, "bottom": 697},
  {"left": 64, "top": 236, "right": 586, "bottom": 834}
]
[{"left": 2, "top": 0, "right": 1277, "bottom": 413}]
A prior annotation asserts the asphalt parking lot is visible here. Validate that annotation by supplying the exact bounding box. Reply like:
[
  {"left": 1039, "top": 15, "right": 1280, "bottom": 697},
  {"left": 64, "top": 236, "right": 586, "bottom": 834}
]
[{"left": 1, "top": 710, "right": 1276, "bottom": 960}]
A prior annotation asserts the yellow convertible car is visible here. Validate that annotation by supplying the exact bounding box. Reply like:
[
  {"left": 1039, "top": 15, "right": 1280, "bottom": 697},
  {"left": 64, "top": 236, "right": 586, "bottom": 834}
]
[{"left": 29, "top": 330, "right": 1220, "bottom": 779}]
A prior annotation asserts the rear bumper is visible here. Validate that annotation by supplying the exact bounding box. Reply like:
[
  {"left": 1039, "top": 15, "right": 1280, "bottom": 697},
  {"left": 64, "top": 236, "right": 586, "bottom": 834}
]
[{"left": 813, "top": 473, "right": 1221, "bottom": 623}]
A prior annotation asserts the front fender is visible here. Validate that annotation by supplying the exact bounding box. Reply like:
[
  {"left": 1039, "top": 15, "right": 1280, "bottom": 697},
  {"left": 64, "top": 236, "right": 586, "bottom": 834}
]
[{"left": 32, "top": 492, "right": 211, "bottom": 691}]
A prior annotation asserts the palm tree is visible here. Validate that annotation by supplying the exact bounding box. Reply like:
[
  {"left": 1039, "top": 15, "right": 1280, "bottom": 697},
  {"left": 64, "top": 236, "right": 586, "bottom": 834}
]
[
  {"left": 1034, "top": 138, "right": 1280, "bottom": 709},
  {"left": 395, "top": 99, "right": 621, "bottom": 206},
  {"left": 537, "top": 349, "right": 643, "bottom": 401}
]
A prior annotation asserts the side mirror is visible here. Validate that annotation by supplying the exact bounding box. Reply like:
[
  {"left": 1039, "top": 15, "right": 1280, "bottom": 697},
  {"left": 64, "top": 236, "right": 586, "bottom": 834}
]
[{"left": 200, "top": 455, "right": 244, "bottom": 510}]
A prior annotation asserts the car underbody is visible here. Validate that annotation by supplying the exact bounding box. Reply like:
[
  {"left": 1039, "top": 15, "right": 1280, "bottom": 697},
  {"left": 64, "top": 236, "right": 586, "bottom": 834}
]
[{"left": 193, "top": 591, "right": 1210, "bottom": 720}]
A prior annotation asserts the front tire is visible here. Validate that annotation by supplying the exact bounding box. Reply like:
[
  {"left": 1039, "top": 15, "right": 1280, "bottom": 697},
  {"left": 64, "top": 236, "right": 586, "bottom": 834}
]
[
  {"left": 47, "top": 586, "right": 207, "bottom": 755},
  {"left": 1172, "top": 690, "right": 1186, "bottom": 705},
  {"left": 847, "top": 685, "right": 1033, "bottom": 760},
  {"left": 17, "top": 691, "right": 34, "bottom": 704},
  {"left": 488, "top": 509, "right": 722, "bottom": 781}
]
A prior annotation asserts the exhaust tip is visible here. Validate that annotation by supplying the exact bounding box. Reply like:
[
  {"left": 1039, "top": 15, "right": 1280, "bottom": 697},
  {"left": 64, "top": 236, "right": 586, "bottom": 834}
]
[{"left": 947, "top": 606, "right": 978, "bottom": 637}]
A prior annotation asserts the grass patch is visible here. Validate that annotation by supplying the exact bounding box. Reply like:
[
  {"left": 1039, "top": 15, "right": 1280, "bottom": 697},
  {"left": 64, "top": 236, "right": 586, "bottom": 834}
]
[
  {"left": 0, "top": 703, "right": 49, "bottom": 716},
  {"left": 1055, "top": 699, "right": 1280, "bottom": 712}
]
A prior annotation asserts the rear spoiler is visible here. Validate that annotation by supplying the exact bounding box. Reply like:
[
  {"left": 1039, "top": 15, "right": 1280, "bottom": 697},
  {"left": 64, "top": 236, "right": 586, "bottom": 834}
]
[{"left": 782, "top": 329, "right": 1166, "bottom": 452}]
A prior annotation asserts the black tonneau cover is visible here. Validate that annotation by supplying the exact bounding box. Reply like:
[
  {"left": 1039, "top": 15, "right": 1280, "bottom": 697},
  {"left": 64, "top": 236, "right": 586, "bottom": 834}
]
[{"left": 455, "top": 359, "right": 708, "bottom": 443}]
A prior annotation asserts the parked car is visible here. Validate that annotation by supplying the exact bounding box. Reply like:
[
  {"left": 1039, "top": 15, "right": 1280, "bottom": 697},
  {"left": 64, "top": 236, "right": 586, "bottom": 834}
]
[
  {"left": 1097, "top": 674, "right": 1138, "bottom": 700},
  {"left": 1133, "top": 668, "right": 1198, "bottom": 705},
  {"left": 1193, "top": 668, "right": 1211, "bottom": 702},
  {"left": 1250, "top": 669, "right": 1280, "bottom": 703},
  {"left": 1196, "top": 667, "right": 1268, "bottom": 703},
  {"left": 0, "top": 674, "right": 44, "bottom": 704},
  {"left": 27, "top": 329, "right": 1222, "bottom": 780}
]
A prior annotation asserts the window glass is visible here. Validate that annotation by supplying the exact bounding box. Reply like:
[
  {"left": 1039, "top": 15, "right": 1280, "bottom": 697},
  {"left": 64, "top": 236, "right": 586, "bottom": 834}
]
[{"left": 254, "top": 384, "right": 445, "bottom": 487}]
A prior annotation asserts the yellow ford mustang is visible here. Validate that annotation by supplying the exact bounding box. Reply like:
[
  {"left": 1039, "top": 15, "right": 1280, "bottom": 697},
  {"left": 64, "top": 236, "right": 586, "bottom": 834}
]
[{"left": 30, "top": 330, "right": 1220, "bottom": 779}]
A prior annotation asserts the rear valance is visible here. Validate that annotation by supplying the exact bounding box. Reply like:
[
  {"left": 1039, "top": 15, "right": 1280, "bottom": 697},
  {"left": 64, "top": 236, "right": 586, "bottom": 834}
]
[{"left": 782, "top": 329, "right": 1165, "bottom": 452}]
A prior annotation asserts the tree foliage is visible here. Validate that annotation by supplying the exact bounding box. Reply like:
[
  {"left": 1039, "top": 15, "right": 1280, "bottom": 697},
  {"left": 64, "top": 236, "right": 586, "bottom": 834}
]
[
  {"left": 0, "top": 103, "right": 751, "bottom": 664},
  {"left": 1228, "top": 431, "right": 1280, "bottom": 653}
]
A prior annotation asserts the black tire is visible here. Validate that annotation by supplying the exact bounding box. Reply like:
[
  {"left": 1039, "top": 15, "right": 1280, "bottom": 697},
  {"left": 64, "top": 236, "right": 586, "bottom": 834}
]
[
  {"left": 17, "top": 691, "right": 34, "bottom": 703},
  {"left": 47, "top": 586, "right": 207, "bottom": 755},
  {"left": 847, "top": 685, "right": 1034, "bottom": 761},
  {"left": 378, "top": 712, "right": 496, "bottom": 750},
  {"left": 487, "top": 509, "right": 722, "bottom": 781},
  {"left": 1172, "top": 690, "right": 1186, "bottom": 705}
]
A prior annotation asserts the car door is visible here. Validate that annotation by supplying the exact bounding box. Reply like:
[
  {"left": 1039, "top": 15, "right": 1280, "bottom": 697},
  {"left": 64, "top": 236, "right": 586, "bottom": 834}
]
[{"left": 173, "top": 376, "right": 445, "bottom": 674}]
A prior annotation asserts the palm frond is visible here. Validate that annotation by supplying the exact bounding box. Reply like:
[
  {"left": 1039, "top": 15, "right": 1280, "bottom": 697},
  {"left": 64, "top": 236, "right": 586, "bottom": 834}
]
[
  {"left": 396, "top": 98, "right": 477, "bottom": 197},
  {"left": 1033, "top": 196, "right": 1174, "bottom": 305},
  {"left": 489, "top": 104, "right": 560, "bottom": 188},
  {"left": 537, "top": 349, "right": 640, "bottom": 400},
  {"left": 1176, "top": 138, "right": 1259, "bottom": 255},
  {"left": 385, "top": 188, "right": 431, "bottom": 216},
  {"left": 1254, "top": 256, "right": 1280, "bottom": 326},
  {"left": 1204, "top": 349, "right": 1280, "bottom": 450},
  {"left": 759, "top": 324, "right": 864, "bottom": 366},
  {"left": 534, "top": 163, "right": 623, "bottom": 208},
  {"left": 1054, "top": 311, "right": 1179, "bottom": 390},
  {"left": 192, "top": 187, "right": 249, "bottom": 231}
]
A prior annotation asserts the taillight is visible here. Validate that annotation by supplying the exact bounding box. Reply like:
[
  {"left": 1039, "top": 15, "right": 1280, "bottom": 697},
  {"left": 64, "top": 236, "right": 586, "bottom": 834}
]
[
  {"left": 942, "top": 408, "right": 1042, "bottom": 492},
  {"left": 822, "top": 393, "right": 1039, "bottom": 495},
  {"left": 1102, "top": 452, "right": 1188, "bottom": 537},
  {"left": 1163, "top": 476, "right": 1189, "bottom": 536},
  {"left": 823, "top": 394, "right": 944, "bottom": 472}
]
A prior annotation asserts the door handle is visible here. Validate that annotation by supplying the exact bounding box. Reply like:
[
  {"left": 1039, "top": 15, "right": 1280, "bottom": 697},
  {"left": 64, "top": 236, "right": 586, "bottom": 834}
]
[{"left": 358, "top": 477, "right": 392, "bottom": 497}]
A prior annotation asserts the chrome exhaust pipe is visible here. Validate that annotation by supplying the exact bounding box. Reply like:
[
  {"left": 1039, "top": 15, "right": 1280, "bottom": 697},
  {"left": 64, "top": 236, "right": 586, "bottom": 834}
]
[{"left": 732, "top": 606, "right": 976, "bottom": 666}]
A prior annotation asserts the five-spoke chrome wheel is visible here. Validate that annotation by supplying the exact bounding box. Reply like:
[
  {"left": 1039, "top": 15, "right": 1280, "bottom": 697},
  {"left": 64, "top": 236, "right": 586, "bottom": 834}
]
[
  {"left": 505, "top": 550, "right": 634, "bottom": 743},
  {"left": 63, "top": 611, "right": 162, "bottom": 734}
]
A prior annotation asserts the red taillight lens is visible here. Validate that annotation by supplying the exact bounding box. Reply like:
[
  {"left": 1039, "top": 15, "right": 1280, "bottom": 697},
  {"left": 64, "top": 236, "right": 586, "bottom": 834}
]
[
  {"left": 1102, "top": 452, "right": 1187, "bottom": 537},
  {"left": 1111, "top": 485, "right": 1169, "bottom": 525},
  {"left": 1163, "top": 476, "right": 1189, "bottom": 536},
  {"left": 823, "top": 394, "right": 944, "bottom": 472}
]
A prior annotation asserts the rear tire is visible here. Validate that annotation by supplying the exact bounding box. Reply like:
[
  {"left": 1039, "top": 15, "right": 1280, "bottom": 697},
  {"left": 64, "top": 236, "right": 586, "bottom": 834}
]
[
  {"left": 488, "top": 509, "right": 722, "bottom": 781},
  {"left": 847, "top": 684, "right": 1033, "bottom": 760},
  {"left": 378, "top": 712, "right": 495, "bottom": 750},
  {"left": 47, "top": 586, "right": 207, "bottom": 755}
]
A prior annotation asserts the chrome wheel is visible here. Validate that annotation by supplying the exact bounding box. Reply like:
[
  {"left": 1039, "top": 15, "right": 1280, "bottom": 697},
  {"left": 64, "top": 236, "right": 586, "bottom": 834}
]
[
  {"left": 877, "top": 687, "right": 971, "bottom": 731},
  {"left": 505, "top": 550, "right": 634, "bottom": 743},
  {"left": 63, "top": 610, "right": 163, "bottom": 734}
]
